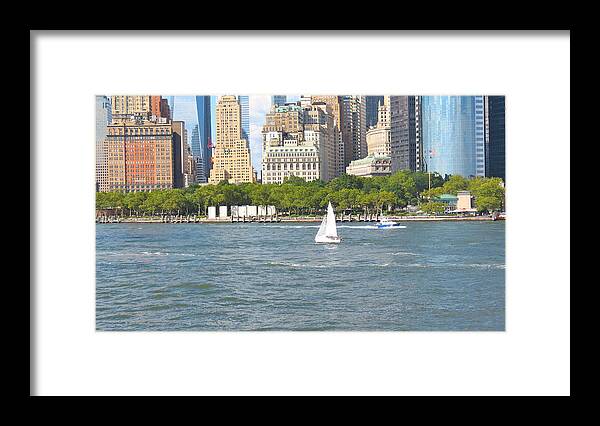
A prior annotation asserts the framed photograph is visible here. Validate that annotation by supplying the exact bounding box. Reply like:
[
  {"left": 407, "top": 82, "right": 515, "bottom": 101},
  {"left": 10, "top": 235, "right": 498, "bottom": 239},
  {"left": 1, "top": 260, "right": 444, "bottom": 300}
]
[{"left": 31, "top": 30, "right": 570, "bottom": 396}]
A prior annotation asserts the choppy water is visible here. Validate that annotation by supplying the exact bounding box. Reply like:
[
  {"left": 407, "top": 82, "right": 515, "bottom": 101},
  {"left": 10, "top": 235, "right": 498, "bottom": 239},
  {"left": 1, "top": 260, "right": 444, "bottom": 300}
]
[{"left": 96, "top": 221, "right": 505, "bottom": 331}]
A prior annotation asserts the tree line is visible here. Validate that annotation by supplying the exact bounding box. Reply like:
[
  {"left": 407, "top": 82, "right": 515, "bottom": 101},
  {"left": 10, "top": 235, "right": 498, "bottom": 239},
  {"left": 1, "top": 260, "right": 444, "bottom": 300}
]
[{"left": 96, "top": 171, "right": 504, "bottom": 216}]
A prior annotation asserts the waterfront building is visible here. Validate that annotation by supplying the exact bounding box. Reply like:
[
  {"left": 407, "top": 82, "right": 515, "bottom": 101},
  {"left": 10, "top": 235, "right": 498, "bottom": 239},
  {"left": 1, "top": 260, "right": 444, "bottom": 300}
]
[
  {"left": 170, "top": 96, "right": 212, "bottom": 183},
  {"left": 238, "top": 95, "right": 250, "bottom": 141},
  {"left": 209, "top": 95, "right": 255, "bottom": 184},
  {"left": 433, "top": 191, "right": 477, "bottom": 213},
  {"left": 346, "top": 154, "right": 392, "bottom": 177},
  {"left": 95, "top": 95, "right": 112, "bottom": 192},
  {"left": 456, "top": 191, "right": 476, "bottom": 212},
  {"left": 366, "top": 97, "right": 391, "bottom": 157},
  {"left": 105, "top": 118, "right": 175, "bottom": 192},
  {"left": 421, "top": 96, "right": 479, "bottom": 178},
  {"left": 272, "top": 95, "right": 287, "bottom": 107},
  {"left": 486, "top": 96, "right": 506, "bottom": 182},
  {"left": 261, "top": 101, "right": 336, "bottom": 184},
  {"left": 390, "top": 96, "right": 422, "bottom": 173},
  {"left": 365, "top": 96, "right": 384, "bottom": 129},
  {"left": 262, "top": 136, "right": 321, "bottom": 184}
]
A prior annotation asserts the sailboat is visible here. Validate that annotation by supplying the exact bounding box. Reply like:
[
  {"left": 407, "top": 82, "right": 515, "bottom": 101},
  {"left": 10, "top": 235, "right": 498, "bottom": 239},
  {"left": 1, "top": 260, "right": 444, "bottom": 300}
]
[{"left": 315, "top": 202, "right": 341, "bottom": 244}]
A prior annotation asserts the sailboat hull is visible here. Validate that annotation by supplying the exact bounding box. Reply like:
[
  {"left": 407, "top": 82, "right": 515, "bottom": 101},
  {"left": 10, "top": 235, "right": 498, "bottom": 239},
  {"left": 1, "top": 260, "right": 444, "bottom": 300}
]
[{"left": 315, "top": 236, "right": 342, "bottom": 244}]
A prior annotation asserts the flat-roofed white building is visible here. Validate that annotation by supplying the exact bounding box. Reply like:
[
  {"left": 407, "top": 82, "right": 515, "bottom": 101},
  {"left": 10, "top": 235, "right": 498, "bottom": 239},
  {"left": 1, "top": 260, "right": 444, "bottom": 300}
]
[{"left": 346, "top": 154, "right": 392, "bottom": 177}]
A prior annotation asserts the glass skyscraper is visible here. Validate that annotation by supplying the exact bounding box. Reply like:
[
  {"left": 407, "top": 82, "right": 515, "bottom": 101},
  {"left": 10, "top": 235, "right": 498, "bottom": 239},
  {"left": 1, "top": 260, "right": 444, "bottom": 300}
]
[
  {"left": 421, "top": 96, "right": 479, "bottom": 178},
  {"left": 238, "top": 96, "right": 250, "bottom": 141},
  {"left": 272, "top": 95, "right": 287, "bottom": 108},
  {"left": 486, "top": 96, "right": 506, "bottom": 181},
  {"left": 95, "top": 95, "right": 112, "bottom": 192},
  {"left": 366, "top": 96, "right": 384, "bottom": 129},
  {"left": 169, "top": 96, "right": 212, "bottom": 183},
  {"left": 474, "top": 96, "right": 486, "bottom": 177},
  {"left": 390, "top": 96, "right": 421, "bottom": 173}
]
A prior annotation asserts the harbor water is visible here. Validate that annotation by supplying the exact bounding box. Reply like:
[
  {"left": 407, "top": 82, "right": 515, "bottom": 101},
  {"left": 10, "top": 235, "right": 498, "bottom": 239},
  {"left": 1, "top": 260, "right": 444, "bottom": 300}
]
[{"left": 96, "top": 221, "right": 505, "bottom": 331}]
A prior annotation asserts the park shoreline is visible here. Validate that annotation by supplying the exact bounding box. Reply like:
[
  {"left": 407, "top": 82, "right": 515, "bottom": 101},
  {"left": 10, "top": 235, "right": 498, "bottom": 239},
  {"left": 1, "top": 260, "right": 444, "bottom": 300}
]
[{"left": 96, "top": 214, "right": 504, "bottom": 224}]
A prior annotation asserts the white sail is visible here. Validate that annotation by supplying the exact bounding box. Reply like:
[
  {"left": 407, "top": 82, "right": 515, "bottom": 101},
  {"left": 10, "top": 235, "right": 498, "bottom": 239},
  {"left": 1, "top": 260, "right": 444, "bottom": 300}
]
[
  {"left": 315, "top": 201, "right": 341, "bottom": 243},
  {"left": 325, "top": 202, "right": 338, "bottom": 237},
  {"left": 315, "top": 216, "right": 327, "bottom": 240}
]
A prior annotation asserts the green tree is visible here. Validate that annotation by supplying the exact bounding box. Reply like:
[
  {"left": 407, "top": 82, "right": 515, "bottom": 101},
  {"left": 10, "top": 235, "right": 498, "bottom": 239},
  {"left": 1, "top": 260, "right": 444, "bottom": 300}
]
[
  {"left": 442, "top": 175, "right": 469, "bottom": 194},
  {"left": 327, "top": 173, "right": 364, "bottom": 191},
  {"left": 420, "top": 201, "right": 446, "bottom": 215},
  {"left": 124, "top": 191, "right": 147, "bottom": 216},
  {"left": 468, "top": 177, "right": 505, "bottom": 212}
]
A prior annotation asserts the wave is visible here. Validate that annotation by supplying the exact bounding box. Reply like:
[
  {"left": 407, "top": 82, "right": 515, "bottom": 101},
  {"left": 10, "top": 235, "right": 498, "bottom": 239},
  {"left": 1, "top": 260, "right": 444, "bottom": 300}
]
[
  {"left": 399, "top": 262, "right": 505, "bottom": 269},
  {"left": 141, "top": 251, "right": 169, "bottom": 256},
  {"left": 266, "top": 261, "right": 334, "bottom": 269}
]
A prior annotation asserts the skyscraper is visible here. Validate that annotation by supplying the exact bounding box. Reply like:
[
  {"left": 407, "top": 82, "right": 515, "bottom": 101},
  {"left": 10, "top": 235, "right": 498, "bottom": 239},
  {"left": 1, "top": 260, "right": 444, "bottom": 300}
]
[
  {"left": 238, "top": 95, "right": 250, "bottom": 141},
  {"left": 349, "top": 95, "right": 367, "bottom": 160},
  {"left": 390, "top": 96, "right": 421, "bottom": 172},
  {"left": 272, "top": 95, "right": 287, "bottom": 108},
  {"left": 486, "top": 96, "right": 506, "bottom": 181},
  {"left": 105, "top": 118, "right": 175, "bottom": 192},
  {"left": 170, "top": 96, "right": 212, "bottom": 183},
  {"left": 311, "top": 95, "right": 345, "bottom": 177},
  {"left": 95, "top": 95, "right": 112, "bottom": 192},
  {"left": 366, "top": 97, "right": 391, "bottom": 156},
  {"left": 474, "top": 95, "right": 486, "bottom": 177},
  {"left": 171, "top": 120, "right": 186, "bottom": 188},
  {"left": 366, "top": 96, "right": 384, "bottom": 129},
  {"left": 209, "top": 96, "right": 255, "bottom": 184},
  {"left": 421, "top": 96, "right": 479, "bottom": 178},
  {"left": 344, "top": 96, "right": 367, "bottom": 164}
]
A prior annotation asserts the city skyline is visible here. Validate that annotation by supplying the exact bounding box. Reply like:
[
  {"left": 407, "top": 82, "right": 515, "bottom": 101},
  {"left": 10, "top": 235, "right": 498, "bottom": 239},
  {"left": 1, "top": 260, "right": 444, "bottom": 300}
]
[{"left": 96, "top": 95, "right": 505, "bottom": 193}]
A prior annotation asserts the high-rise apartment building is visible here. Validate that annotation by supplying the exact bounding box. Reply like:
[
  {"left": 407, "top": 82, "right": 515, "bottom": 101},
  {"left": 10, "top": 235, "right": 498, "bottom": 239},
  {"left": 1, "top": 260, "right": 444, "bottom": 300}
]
[
  {"left": 340, "top": 96, "right": 367, "bottom": 166},
  {"left": 272, "top": 95, "right": 287, "bottom": 108},
  {"left": 390, "top": 96, "right": 421, "bottom": 172},
  {"left": 208, "top": 96, "right": 255, "bottom": 184},
  {"left": 366, "top": 96, "right": 384, "bottom": 129},
  {"left": 238, "top": 95, "right": 250, "bottom": 141},
  {"left": 486, "top": 96, "right": 505, "bottom": 181},
  {"left": 311, "top": 95, "right": 345, "bottom": 177},
  {"left": 170, "top": 96, "right": 212, "bottom": 183},
  {"left": 261, "top": 101, "right": 336, "bottom": 184},
  {"left": 104, "top": 118, "right": 175, "bottom": 192},
  {"left": 421, "top": 96, "right": 479, "bottom": 178},
  {"left": 96, "top": 95, "right": 112, "bottom": 192}
]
